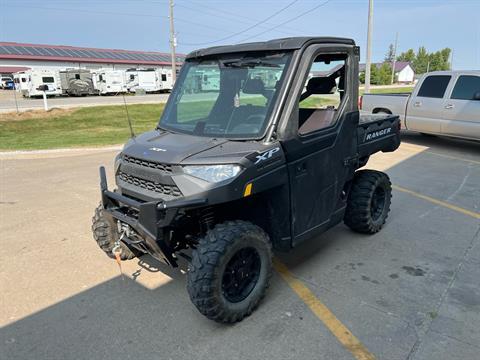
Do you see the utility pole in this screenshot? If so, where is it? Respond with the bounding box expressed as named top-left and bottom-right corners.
top-left (450, 49), bottom-right (454, 70)
top-left (169, 0), bottom-right (177, 83)
top-left (364, 0), bottom-right (374, 93)
top-left (391, 32), bottom-right (398, 85)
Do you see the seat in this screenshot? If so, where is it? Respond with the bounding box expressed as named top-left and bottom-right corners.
top-left (298, 108), bottom-right (336, 135)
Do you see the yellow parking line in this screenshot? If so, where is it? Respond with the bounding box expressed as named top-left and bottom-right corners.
top-left (392, 185), bottom-right (480, 220)
top-left (426, 151), bottom-right (480, 166)
top-left (273, 258), bottom-right (376, 360)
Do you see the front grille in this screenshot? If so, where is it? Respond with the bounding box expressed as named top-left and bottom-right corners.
top-left (118, 171), bottom-right (182, 197)
top-left (123, 154), bottom-right (173, 173)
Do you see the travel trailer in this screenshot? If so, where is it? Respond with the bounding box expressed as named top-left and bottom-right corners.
top-left (92, 70), bottom-right (128, 95)
top-left (13, 69), bottom-right (62, 97)
top-left (199, 68), bottom-right (220, 91)
top-left (13, 73), bottom-right (28, 92)
top-left (158, 68), bottom-right (173, 91)
top-left (125, 69), bottom-right (139, 92)
top-left (59, 69), bottom-right (97, 96)
top-left (126, 68), bottom-right (173, 93)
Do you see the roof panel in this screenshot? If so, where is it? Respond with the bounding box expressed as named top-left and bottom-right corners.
top-left (46, 47), bottom-right (63, 57)
top-left (119, 52), bottom-right (136, 61)
top-left (0, 42), bottom-right (184, 64)
top-left (74, 49), bottom-right (90, 57)
top-left (11, 46), bottom-right (26, 55)
top-left (106, 52), bottom-right (122, 60)
top-left (0, 46), bottom-right (13, 55)
top-left (54, 48), bottom-right (72, 57)
top-left (82, 50), bottom-right (97, 58)
top-left (128, 53), bottom-right (143, 61)
top-left (69, 49), bottom-right (85, 57)
top-left (20, 46), bottom-right (36, 56)
top-left (32, 47), bottom-right (50, 56)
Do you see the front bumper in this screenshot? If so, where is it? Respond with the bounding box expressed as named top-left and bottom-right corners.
top-left (99, 166), bottom-right (206, 267)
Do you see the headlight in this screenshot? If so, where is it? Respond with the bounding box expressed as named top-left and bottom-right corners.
top-left (183, 164), bottom-right (242, 183)
top-left (114, 154), bottom-right (122, 174)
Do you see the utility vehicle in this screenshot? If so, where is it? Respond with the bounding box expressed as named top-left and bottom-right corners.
top-left (92, 37), bottom-right (401, 323)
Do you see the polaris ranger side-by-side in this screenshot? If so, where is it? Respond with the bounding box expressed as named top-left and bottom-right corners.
top-left (92, 37), bottom-right (401, 323)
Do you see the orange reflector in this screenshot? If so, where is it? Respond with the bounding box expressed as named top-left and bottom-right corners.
top-left (244, 183), bottom-right (253, 197)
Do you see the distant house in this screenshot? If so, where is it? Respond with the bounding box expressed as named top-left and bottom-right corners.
top-left (359, 61), bottom-right (415, 84)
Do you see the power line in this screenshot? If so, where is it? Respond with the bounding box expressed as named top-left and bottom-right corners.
top-left (237, 0), bottom-right (332, 43)
top-left (178, 0), bottom-right (300, 46)
top-left (2, 3), bottom-right (229, 33)
top-left (176, 1), bottom-right (302, 35)
top-left (175, 3), bottom-right (292, 36)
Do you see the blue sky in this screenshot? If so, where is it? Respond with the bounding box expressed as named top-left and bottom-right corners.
top-left (0, 0), bottom-right (478, 69)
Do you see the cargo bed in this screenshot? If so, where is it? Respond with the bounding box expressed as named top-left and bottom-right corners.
top-left (357, 114), bottom-right (401, 157)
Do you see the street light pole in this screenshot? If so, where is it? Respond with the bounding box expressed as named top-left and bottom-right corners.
top-left (365, 0), bottom-right (374, 93)
top-left (169, 0), bottom-right (177, 83)
top-left (391, 32), bottom-right (398, 85)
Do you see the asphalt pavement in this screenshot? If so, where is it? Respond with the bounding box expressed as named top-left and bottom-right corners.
top-left (1, 133), bottom-right (479, 360)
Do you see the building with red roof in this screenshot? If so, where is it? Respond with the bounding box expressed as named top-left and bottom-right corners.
top-left (0, 42), bottom-right (184, 75)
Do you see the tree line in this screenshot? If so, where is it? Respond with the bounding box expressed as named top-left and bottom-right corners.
top-left (360, 45), bottom-right (452, 85)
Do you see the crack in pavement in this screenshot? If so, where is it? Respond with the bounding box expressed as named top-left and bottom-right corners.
top-left (429, 329), bottom-right (480, 350)
top-left (407, 225), bottom-right (480, 360)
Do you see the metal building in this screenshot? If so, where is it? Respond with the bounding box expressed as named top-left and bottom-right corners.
top-left (0, 42), bottom-right (184, 76)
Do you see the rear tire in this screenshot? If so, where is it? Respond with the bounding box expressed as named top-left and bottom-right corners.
top-left (187, 220), bottom-right (272, 323)
top-left (91, 204), bottom-right (136, 260)
top-left (344, 170), bottom-right (392, 234)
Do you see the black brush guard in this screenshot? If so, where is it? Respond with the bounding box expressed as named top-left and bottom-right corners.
top-left (99, 166), bottom-right (206, 267)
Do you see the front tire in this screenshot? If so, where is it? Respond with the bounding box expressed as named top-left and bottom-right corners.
top-left (91, 204), bottom-right (136, 260)
top-left (187, 221), bottom-right (272, 323)
top-left (344, 170), bottom-right (392, 234)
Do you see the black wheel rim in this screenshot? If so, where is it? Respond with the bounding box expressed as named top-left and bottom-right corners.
top-left (222, 247), bottom-right (261, 303)
top-left (371, 186), bottom-right (386, 221)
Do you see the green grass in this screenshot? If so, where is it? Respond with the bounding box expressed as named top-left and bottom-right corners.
top-left (361, 86), bottom-right (414, 95)
top-left (0, 104), bottom-right (165, 150)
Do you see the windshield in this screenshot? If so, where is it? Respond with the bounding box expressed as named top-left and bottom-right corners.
top-left (159, 52), bottom-right (292, 139)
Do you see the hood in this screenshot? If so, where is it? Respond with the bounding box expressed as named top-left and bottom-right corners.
top-left (122, 129), bottom-right (229, 164)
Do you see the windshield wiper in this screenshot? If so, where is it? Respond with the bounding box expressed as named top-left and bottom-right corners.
top-left (222, 60), bottom-right (279, 68)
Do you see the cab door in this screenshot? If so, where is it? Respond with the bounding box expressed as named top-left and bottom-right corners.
top-left (280, 46), bottom-right (359, 245)
top-left (442, 74), bottom-right (480, 140)
top-left (406, 74), bottom-right (452, 134)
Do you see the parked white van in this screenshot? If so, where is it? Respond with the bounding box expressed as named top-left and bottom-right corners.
top-left (93, 70), bottom-right (128, 95)
top-left (361, 71), bottom-right (480, 141)
top-left (126, 68), bottom-right (173, 93)
top-left (13, 69), bottom-right (62, 97)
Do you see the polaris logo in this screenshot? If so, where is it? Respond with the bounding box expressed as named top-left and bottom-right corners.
top-left (149, 147), bottom-right (167, 152)
top-left (365, 128), bottom-right (392, 141)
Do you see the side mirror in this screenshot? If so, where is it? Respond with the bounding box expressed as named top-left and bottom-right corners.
top-left (36, 85), bottom-right (49, 91)
top-left (473, 92), bottom-right (480, 100)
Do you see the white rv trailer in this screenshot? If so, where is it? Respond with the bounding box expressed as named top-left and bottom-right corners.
top-left (126, 68), bottom-right (173, 93)
top-left (13, 73), bottom-right (28, 92)
top-left (157, 68), bottom-right (173, 92)
top-left (92, 69), bottom-right (128, 95)
top-left (13, 69), bottom-right (62, 97)
top-left (125, 69), bottom-right (139, 92)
